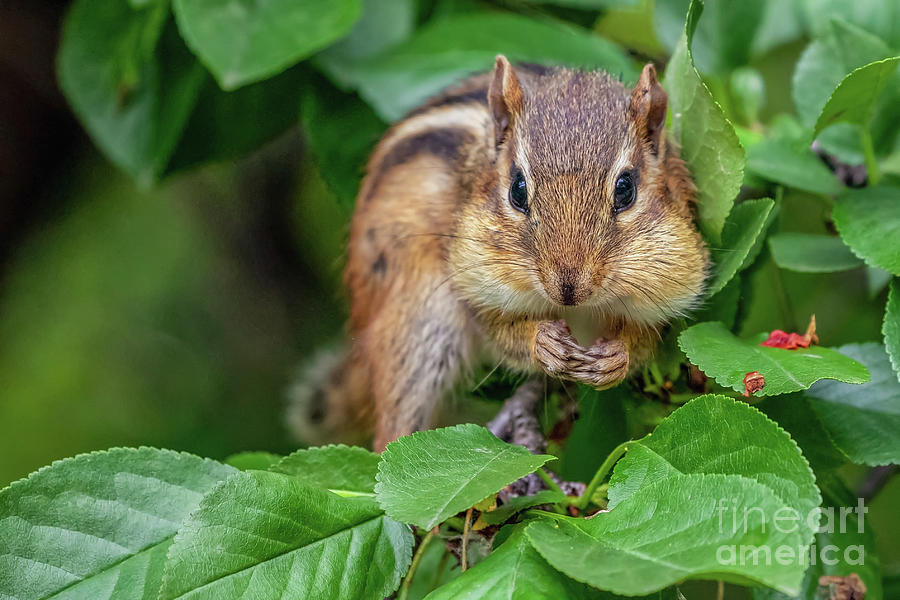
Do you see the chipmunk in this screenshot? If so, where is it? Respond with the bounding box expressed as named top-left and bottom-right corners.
top-left (289, 56), bottom-right (709, 451)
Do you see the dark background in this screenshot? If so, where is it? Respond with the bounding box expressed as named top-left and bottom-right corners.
top-left (1, 0), bottom-right (348, 483)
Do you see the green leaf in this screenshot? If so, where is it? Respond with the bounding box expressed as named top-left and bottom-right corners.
top-left (731, 66), bottom-right (766, 125)
top-left (833, 186), bottom-right (900, 275)
top-left (805, 343), bottom-right (900, 466)
top-left (557, 387), bottom-right (628, 484)
top-left (814, 57), bottom-right (900, 137)
top-left (745, 136), bottom-right (842, 196)
top-left (694, 276), bottom-right (741, 329)
top-left (425, 527), bottom-right (607, 600)
top-left (527, 474), bottom-right (814, 596)
top-left (793, 20), bottom-right (895, 130)
top-left (224, 451), bottom-right (282, 471)
top-left (480, 490), bottom-right (568, 526)
top-left (375, 424), bottom-right (554, 529)
top-left (654, 0), bottom-right (766, 75)
top-left (527, 396), bottom-right (820, 596)
top-left (768, 233), bottom-right (863, 273)
top-left (300, 78), bottom-right (387, 208)
top-left (0, 448), bottom-right (236, 600)
top-left (608, 395), bottom-right (820, 519)
top-left (404, 536), bottom-right (460, 599)
top-left (160, 470), bottom-right (412, 600)
top-left (751, 0), bottom-right (806, 57)
top-left (756, 394), bottom-right (851, 472)
top-left (324, 12), bottom-right (636, 121)
top-left (792, 19), bottom-right (900, 163)
top-left (801, 0), bottom-right (900, 51)
top-left (678, 321), bottom-right (870, 396)
top-left (664, 0), bottom-right (746, 243)
top-left (58, 1), bottom-right (205, 183)
top-left (886, 278), bottom-right (900, 381)
top-left (753, 473), bottom-right (883, 600)
top-left (166, 65), bottom-right (306, 173)
top-left (172, 0), bottom-right (362, 90)
top-left (867, 266), bottom-right (894, 298)
top-left (315, 0), bottom-right (417, 89)
top-left (271, 444), bottom-right (380, 494)
top-left (707, 198), bottom-right (775, 296)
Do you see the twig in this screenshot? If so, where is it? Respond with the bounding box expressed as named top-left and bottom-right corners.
top-left (461, 507), bottom-right (473, 572)
top-left (717, 579), bottom-right (724, 600)
top-left (488, 376), bottom-right (590, 501)
top-left (487, 375), bottom-right (545, 453)
top-left (398, 527), bottom-right (436, 600)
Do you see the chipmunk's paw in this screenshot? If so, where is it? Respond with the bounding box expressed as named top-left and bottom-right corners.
top-left (534, 320), bottom-right (582, 374)
top-left (573, 338), bottom-right (629, 389)
top-left (534, 321), bottom-right (629, 388)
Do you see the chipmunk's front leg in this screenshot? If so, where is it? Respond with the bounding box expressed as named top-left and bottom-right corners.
top-left (481, 311), bottom-right (629, 388)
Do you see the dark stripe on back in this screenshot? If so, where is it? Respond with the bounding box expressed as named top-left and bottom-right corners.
top-left (363, 127), bottom-right (474, 203)
top-left (405, 87), bottom-right (488, 118)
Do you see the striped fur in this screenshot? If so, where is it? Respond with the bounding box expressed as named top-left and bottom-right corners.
top-left (295, 59), bottom-right (709, 450)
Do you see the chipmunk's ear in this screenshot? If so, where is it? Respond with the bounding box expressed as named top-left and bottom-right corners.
top-left (488, 55), bottom-right (523, 147)
top-left (629, 63), bottom-right (667, 155)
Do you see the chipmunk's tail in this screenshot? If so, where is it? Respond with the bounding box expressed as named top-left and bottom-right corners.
top-left (285, 344), bottom-right (373, 447)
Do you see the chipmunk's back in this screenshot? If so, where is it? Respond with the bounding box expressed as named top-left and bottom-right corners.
top-left (346, 74), bottom-right (494, 330)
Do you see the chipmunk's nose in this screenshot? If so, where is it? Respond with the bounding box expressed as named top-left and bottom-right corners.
top-left (548, 265), bottom-right (591, 306)
top-left (560, 281), bottom-right (577, 306)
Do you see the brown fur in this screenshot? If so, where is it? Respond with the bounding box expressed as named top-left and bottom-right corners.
top-left (314, 57), bottom-right (709, 451)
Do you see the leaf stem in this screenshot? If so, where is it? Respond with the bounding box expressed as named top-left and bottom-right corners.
top-left (577, 441), bottom-right (630, 510)
top-left (536, 468), bottom-right (563, 494)
top-left (444, 516), bottom-right (465, 531)
top-left (398, 527), bottom-right (436, 600)
top-left (861, 128), bottom-right (880, 185)
top-left (461, 507), bottom-right (473, 572)
top-left (534, 469), bottom-right (569, 513)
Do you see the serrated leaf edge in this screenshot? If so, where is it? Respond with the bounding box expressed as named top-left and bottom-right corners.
top-left (671, 0), bottom-right (745, 242)
top-left (677, 322), bottom-right (870, 396)
top-left (0, 447), bottom-right (235, 599)
top-left (883, 279), bottom-right (900, 383)
top-left (707, 198), bottom-right (774, 297)
top-left (374, 424), bottom-right (554, 528)
top-left (833, 198), bottom-right (900, 275)
top-left (159, 470), bottom-right (412, 599)
top-left (272, 443), bottom-right (379, 471)
top-left (0, 446), bottom-right (229, 496)
top-left (525, 472), bottom-right (813, 597)
top-left (812, 56), bottom-right (900, 138)
top-left (609, 394), bottom-right (822, 518)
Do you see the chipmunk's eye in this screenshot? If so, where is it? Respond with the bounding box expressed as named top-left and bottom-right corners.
top-left (613, 171), bottom-right (636, 213)
top-left (509, 169), bottom-right (529, 214)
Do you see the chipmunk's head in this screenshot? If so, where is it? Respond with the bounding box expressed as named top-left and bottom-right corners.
top-left (459, 55), bottom-right (708, 324)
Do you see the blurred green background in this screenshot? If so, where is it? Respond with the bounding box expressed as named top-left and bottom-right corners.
top-left (1, 1), bottom-right (353, 482)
